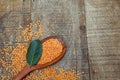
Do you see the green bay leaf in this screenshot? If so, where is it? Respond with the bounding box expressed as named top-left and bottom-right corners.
top-left (26, 40), bottom-right (42, 66)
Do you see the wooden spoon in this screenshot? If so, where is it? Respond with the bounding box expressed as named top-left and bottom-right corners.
top-left (14, 36), bottom-right (66, 80)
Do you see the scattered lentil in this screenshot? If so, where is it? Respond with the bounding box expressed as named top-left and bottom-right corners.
top-left (25, 67), bottom-right (80, 80)
top-left (0, 22), bottom-right (80, 80)
top-left (1, 44), bottom-right (80, 80)
top-left (15, 22), bottom-right (44, 42)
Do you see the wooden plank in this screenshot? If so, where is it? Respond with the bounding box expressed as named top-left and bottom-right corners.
top-left (0, 0), bottom-right (31, 45)
top-left (0, 0), bottom-right (23, 47)
top-left (85, 0), bottom-right (120, 80)
top-left (0, 0), bottom-right (32, 79)
top-left (31, 1), bottom-right (90, 80)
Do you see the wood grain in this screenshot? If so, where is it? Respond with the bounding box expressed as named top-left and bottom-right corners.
top-left (0, 0), bottom-right (120, 80)
top-left (0, 0), bottom-right (87, 80)
top-left (85, 0), bottom-right (120, 80)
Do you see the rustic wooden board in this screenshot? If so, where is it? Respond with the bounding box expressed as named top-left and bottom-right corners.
top-left (0, 0), bottom-right (90, 80)
top-left (0, 0), bottom-right (120, 80)
top-left (85, 0), bottom-right (120, 80)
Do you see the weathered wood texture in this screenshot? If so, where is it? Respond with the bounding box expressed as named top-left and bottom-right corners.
top-left (0, 0), bottom-right (120, 80)
top-left (0, 0), bottom-right (89, 80)
top-left (85, 0), bottom-right (120, 80)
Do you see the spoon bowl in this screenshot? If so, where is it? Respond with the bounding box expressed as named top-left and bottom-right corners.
top-left (14, 36), bottom-right (66, 80)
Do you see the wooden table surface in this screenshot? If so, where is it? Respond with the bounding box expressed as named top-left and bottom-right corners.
top-left (0, 0), bottom-right (120, 80)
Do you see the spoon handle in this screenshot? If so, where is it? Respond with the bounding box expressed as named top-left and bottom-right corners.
top-left (14, 65), bottom-right (33, 80)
